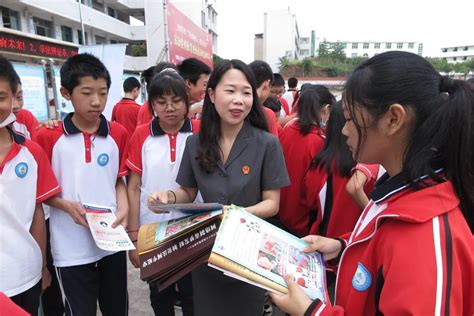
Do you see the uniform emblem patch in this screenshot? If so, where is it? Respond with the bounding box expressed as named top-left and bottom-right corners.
top-left (97, 153), bottom-right (109, 166)
top-left (242, 165), bottom-right (250, 175)
top-left (15, 162), bottom-right (29, 178)
top-left (352, 262), bottom-right (372, 291)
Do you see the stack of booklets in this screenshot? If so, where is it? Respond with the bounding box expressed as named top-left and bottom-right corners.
top-left (208, 205), bottom-right (329, 303)
top-left (137, 207), bottom-right (223, 290)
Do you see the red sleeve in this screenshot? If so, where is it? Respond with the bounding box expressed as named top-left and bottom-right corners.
top-left (137, 101), bottom-right (153, 126)
top-left (0, 292), bottom-right (30, 316)
top-left (24, 140), bottom-right (61, 203)
top-left (352, 163), bottom-right (379, 181)
top-left (291, 97), bottom-right (299, 114)
top-left (109, 122), bottom-right (130, 178)
top-left (279, 97), bottom-right (290, 116)
top-left (35, 123), bottom-right (63, 162)
top-left (24, 109), bottom-right (39, 141)
top-left (191, 118), bottom-right (201, 134)
top-left (125, 124), bottom-right (151, 176)
top-left (263, 106), bottom-right (279, 136)
top-left (111, 104), bottom-right (117, 122)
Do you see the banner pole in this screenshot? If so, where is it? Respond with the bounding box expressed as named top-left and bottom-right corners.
top-left (162, 0), bottom-right (169, 62)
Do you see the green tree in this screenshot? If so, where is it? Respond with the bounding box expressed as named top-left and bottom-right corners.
top-left (277, 56), bottom-right (291, 71)
top-left (302, 58), bottom-right (313, 76)
top-left (213, 54), bottom-right (223, 68)
top-left (329, 42), bottom-right (346, 62)
top-left (453, 62), bottom-right (471, 79)
top-left (318, 40), bottom-right (330, 57)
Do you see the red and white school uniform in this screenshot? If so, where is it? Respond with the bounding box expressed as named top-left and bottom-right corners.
top-left (136, 101), bottom-right (153, 126)
top-left (263, 106), bottom-right (280, 137)
top-left (0, 129), bottom-right (60, 296)
top-left (303, 163), bottom-right (380, 239)
top-left (126, 117), bottom-right (201, 225)
top-left (12, 108), bottom-right (39, 140)
top-left (278, 120), bottom-right (325, 237)
top-left (111, 98), bottom-right (140, 136)
top-left (35, 113), bottom-right (129, 267)
top-left (305, 174), bottom-right (474, 315)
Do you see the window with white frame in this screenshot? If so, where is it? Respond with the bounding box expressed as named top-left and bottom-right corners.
top-left (1, 6), bottom-right (21, 31)
top-left (397, 43), bottom-right (403, 49)
top-left (33, 17), bottom-right (53, 38)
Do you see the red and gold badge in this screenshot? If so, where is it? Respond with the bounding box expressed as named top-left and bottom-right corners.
top-left (242, 165), bottom-right (250, 175)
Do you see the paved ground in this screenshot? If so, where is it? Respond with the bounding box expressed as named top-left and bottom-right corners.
top-left (127, 263), bottom-right (183, 316)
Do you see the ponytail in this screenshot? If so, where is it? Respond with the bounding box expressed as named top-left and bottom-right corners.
top-left (404, 77), bottom-right (474, 232)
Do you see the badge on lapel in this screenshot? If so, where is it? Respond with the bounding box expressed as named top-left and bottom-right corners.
top-left (242, 165), bottom-right (250, 175)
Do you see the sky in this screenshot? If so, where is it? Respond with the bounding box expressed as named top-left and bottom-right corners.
top-left (216, 0), bottom-right (474, 63)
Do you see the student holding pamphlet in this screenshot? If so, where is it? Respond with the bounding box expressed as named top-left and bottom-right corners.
top-left (149, 59), bottom-right (290, 316)
top-left (270, 52), bottom-right (474, 315)
top-left (126, 69), bottom-right (201, 316)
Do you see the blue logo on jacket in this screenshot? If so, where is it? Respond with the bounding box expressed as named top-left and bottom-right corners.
top-left (15, 162), bottom-right (29, 178)
top-left (97, 153), bottom-right (109, 167)
top-left (352, 262), bottom-right (372, 291)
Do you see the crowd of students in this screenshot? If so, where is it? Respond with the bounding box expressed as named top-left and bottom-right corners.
top-left (0, 50), bottom-right (473, 316)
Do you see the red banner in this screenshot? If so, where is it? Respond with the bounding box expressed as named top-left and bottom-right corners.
top-left (0, 31), bottom-right (78, 59)
top-left (167, 2), bottom-right (213, 68)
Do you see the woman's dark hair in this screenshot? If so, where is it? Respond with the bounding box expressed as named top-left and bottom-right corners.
top-left (310, 85), bottom-right (336, 107)
top-left (147, 71), bottom-right (189, 117)
top-left (296, 89), bottom-right (325, 135)
top-left (310, 100), bottom-right (355, 177)
top-left (344, 51), bottom-right (474, 232)
top-left (198, 59), bottom-right (268, 172)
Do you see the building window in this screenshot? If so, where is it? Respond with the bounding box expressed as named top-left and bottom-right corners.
top-left (61, 26), bottom-right (73, 42)
top-left (1, 7), bottom-right (21, 31)
top-left (352, 43), bottom-right (358, 49)
top-left (464, 46), bottom-right (469, 51)
top-left (77, 30), bottom-right (89, 45)
top-left (386, 43), bottom-right (392, 49)
top-left (408, 42), bottom-right (414, 49)
top-left (363, 42), bottom-right (369, 49)
top-left (374, 42), bottom-right (380, 49)
top-left (351, 53), bottom-right (358, 58)
top-left (453, 47), bottom-right (458, 52)
top-left (463, 56), bottom-right (467, 61)
top-left (453, 57), bottom-right (457, 61)
top-left (397, 43), bottom-right (403, 49)
top-left (341, 42), bottom-right (347, 49)
top-left (442, 48), bottom-right (447, 52)
top-left (363, 53), bottom-right (368, 57)
top-left (418, 43), bottom-right (423, 55)
top-left (95, 35), bottom-right (106, 44)
top-left (201, 11), bottom-right (206, 28)
top-left (107, 7), bottom-right (116, 18)
top-left (33, 17), bottom-right (53, 38)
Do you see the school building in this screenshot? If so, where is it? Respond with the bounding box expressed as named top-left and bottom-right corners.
top-left (440, 44), bottom-right (474, 63)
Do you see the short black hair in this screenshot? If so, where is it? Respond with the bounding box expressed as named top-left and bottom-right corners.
top-left (142, 66), bottom-right (156, 88)
top-left (263, 97), bottom-right (282, 112)
top-left (177, 58), bottom-right (211, 85)
top-left (0, 56), bottom-right (20, 93)
top-left (288, 77), bottom-right (298, 89)
top-left (272, 73), bottom-right (285, 87)
top-left (248, 60), bottom-right (273, 88)
top-left (60, 53), bottom-right (111, 93)
top-left (123, 77), bottom-right (141, 93)
top-left (148, 71), bottom-right (189, 117)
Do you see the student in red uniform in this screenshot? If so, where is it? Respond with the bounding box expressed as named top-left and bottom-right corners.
top-left (302, 100), bottom-right (379, 301)
top-left (248, 60), bottom-right (280, 136)
top-left (269, 73), bottom-right (290, 117)
top-left (11, 82), bottom-right (39, 140)
top-left (177, 57), bottom-right (211, 119)
top-left (127, 70), bottom-right (199, 316)
top-left (282, 76), bottom-right (298, 111)
top-left (0, 56), bottom-right (61, 316)
top-left (276, 89), bottom-right (331, 237)
top-left (112, 76), bottom-right (141, 136)
top-left (37, 53), bottom-right (130, 316)
top-left (271, 51), bottom-right (474, 315)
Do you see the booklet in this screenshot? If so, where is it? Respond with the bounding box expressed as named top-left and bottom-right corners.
top-left (83, 203), bottom-right (135, 251)
top-left (137, 210), bottom-right (223, 289)
top-left (147, 202), bottom-right (223, 214)
top-left (208, 205), bottom-right (328, 303)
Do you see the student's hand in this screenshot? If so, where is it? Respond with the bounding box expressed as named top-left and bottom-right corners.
top-left (147, 191), bottom-right (170, 205)
top-left (112, 209), bottom-right (128, 229)
top-left (346, 170), bottom-right (369, 209)
top-left (188, 103), bottom-right (203, 118)
top-left (36, 119), bottom-right (60, 131)
top-left (64, 201), bottom-right (88, 228)
top-left (41, 266), bottom-right (52, 293)
top-left (302, 235), bottom-right (342, 261)
top-left (129, 249), bottom-right (140, 269)
top-left (269, 274), bottom-right (313, 316)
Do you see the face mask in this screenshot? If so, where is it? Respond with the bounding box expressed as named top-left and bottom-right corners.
top-left (0, 112), bottom-right (16, 128)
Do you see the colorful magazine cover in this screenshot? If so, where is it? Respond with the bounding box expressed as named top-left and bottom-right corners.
top-left (83, 203), bottom-right (135, 251)
top-left (210, 205), bottom-right (327, 302)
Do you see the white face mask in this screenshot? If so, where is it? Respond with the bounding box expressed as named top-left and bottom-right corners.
top-left (0, 112), bottom-right (16, 128)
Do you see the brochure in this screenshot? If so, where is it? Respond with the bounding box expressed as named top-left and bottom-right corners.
top-left (83, 203), bottom-right (135, 251)
top-left (148, 202), bottom-right (223, 214)
top-left (208, 205), bottom-right (328, 303)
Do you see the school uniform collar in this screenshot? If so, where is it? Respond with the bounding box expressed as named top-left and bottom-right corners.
top-left (8, 126), bottom-right (26, 144)
top-left (150, 117), bottom-right (192, 136)
top-left (62, 112), bottom-right (110, 136)
top-left (370, 168), bottom-right (445, 204)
